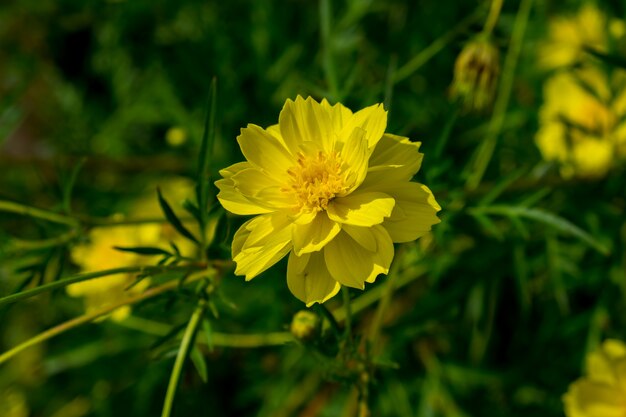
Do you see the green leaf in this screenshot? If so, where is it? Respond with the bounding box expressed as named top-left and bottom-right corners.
top-left (114, 246), bottom-right (172, 256)
top-left (60, 158), bottom-right (86, 214)
top-left (190, 346), bottom-right (208, 383)
top-left (157, 188), bottom-right (199, 245)
top-left (470, 213), bottom-right (504, 240)
top-left (470, 205), bottom-right (610, 255)
top-left (202, 318), bottom-right (214, 353)
top-left (183, 198), bottom-right (202, 224)
top-left (478, 168), bottom-right (526, 206)
top-left (197, 78), bottom-right (218, 232)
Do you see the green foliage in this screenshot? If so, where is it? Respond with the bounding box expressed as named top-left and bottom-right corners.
top-left (1, 0), bottom-right (626, 416)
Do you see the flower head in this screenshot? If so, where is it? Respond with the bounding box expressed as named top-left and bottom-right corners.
top-left (216, 96), bottom-right (441, 305)
top-left (538, 3), bottom-right (624, 70)
top-left (564, 339), bottom-right (626, 417)
top-left (535, 67), bottom-right (626, 178)
top-left (68, 178), bottom-right (196, 320)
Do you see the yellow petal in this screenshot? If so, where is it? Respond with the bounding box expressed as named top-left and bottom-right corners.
top-left (327, 191), bottom-right (395, 227)
top-left (567, 380), bottom-right (625, 417)
top-left (586, 339), bottom-right (626, 385)
top-left (339, 127), bottom-right (369, 193)
top-left (321, 99), bottom-right (353, 134)
top-left (279, 96), bottom-right (335, 153)
top-left (233, 214), bottom-right (293, 280)
top-left (292, 211), bottom-right (341, 256)
top-left (216, 163), bottom-right (273, 215)
top-left (339, 103), bottom-right (387, 149)
top-left (287, 251), bottom-right (341, 306)
top-left (237, 124), bottom-right (295, 180)
top-left (323, 226), bottom-right (393, 288)
top-left (377, 182), bottom-right (441, 243)
top-left (342, 224), bottom-right (377, 252)
top-left (362, 133), bottom-right (424, 187)
top-left (230, 168), bottom-right (291, 210)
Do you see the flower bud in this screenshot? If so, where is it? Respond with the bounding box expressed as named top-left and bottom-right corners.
top-left (289, 310), bottom-right (320, 341)
top-left (166, 127), bottom-right (187, 147)
top-left (450, 38), bottom-right (500, 113)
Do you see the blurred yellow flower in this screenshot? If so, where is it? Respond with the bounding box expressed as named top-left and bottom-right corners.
top-left (165, 126), bottom-right (187, 147)
top-left (535, 67), bottom-right (626, 178)
top-left (68, 178), bottom-right (196, 320)
top-left (0, 388), bottom-right (29, 417)
top-left (538, 3), bottom-right (622, 70)
top-left (563, 339), bottom-right (626, 417)
top-left (216, 96), bottom-right (440, 305)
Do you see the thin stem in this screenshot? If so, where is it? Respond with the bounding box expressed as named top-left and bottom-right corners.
top-left (482, 0), bottom-right (504, 36)
top-left (197, 78), bottom-right (217, 259)
top-left (393, 10), bottom-right (480, 84)
top-left (5, 229), bottom-right (79, 253)
top-left (161, 300), bottom-right (206, 417)
top-left (367, 247), bottom-right (405, 355)
top-left (342, 286), bottom-right (353, 345)
top-left (320, 0), bottom-right (340, 101)
top-left (78, 215), bottom-right (195, 227)
top-left (316, 303), bottom-right (342, 339)
top-left (465, 0), bottom-right (534, 190)
top-left (333, 263), bottom-right (428, 325)
top-left (0, 274), bottom-right (207, 366)
top-left (0, 263), bottom-right (207, 307)
top-left (117, 316), bottom-right (292, 348)
top-left (0, 200), bottom-right (79, 227)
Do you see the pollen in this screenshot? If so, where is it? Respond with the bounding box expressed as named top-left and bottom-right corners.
top-left (285, 151), bottom-right (346, 212)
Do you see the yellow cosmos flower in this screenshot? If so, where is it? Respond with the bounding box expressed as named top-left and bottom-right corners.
top-left (535, 66), bottom-right (626, 178)
top-left (538, 3), bottom-right (624, 70)
top-left (216, 96), bottom-right (441, 305)
top-left (564, 339), bottom-right (626, 417)
top-left (0, 388), bottom-right (28, 417)
top-left (68, 178), bottom-right (196, 320)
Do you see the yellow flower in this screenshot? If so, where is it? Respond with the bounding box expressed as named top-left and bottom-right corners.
top-left (535, 67), bottom-right (626, 178)
top-left (216, 96), bottom-right (441, 305)
top-left (538, 3), bottom-right (614, 70)
top-left (0, 388), bottom-right (28, 417)
top-left (68, 178), bottom-right (196, 320)
top-left (563, 339), bottom-right (626, 417)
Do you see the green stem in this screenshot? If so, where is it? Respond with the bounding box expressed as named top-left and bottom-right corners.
top-left (117, 316), bottom-right (292, 348)
top-left (161, 300), bottom-right (206, 417)
top-left (465, 0), bottom-right (533, 190)
top-left (320, 0), bottom-right (340, 101)
top-left (393, 10), bottom-right (480, 84)
top-left (342, 286), bottom-right (353, 345)
top-left (0, 200), bottom-right (79, 227)
top-left (5, 229), bottom-right (79, 253)
top-left (197, 78), bottom-right (217, 259)
top-left (78, 215), bottom-right (195, 227)
top-left (482, 0), bottom-right (504, 36)
top-left (0, 275), bottom-right (206, 366)
top-left (367, 247), bottom-right (405, 355)
top-left (0, 263), bottom-right (207, 307)
top-left (316, 303), bottom-right (342, 339)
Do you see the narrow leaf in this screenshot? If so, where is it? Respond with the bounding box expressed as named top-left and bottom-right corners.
top-left (190, 346), bottom-right (208, 383)
top-left (114, 246), bottom-right (172, 256)
top-left (157, 188), bottom-right (199, 245)
top-left (197, 78), bottom-right (218, 231)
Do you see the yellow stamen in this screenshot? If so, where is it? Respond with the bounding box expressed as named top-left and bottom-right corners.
top-left (284, 151), bottom-right (346, 212)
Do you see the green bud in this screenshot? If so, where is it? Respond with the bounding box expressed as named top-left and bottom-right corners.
top-left (290, 310), bottom-right (320, 341)
top-left (450, 38), bottom-right (500, 113)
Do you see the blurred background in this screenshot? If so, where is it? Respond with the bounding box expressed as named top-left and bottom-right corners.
top-left (1, 0), bottom-right (626, 416)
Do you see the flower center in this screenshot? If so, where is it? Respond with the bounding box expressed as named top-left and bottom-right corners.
top-left (285, 151), bottom-right (346, 212)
